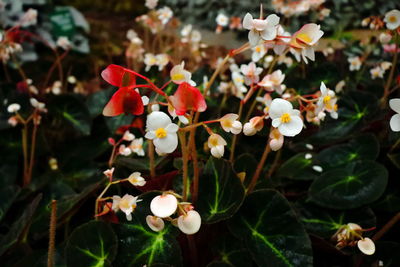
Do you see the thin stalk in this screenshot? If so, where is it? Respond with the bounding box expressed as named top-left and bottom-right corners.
top-left (178, 132), bottom-right (189, 201)
top-left (267, 149), bottom-right (281, 178)
top-left (189, 128), bottom-right (200, 203)
top-left (229, 100), bottom-right (244, 162)
top-left (47, 200), bottom-right (57, 267)
top-left (247, 139), bottom-right (271, 194)
top-left (27, 118), bottom-right (38, 183)
top-left (148, 140), bottom-right (156, 177)
top-left (95, 183), bottom-right (112, 218)
top-left (22, 124), bottom-right (29, 186)
top-left (372, 212), bottom-right (400, 241)
top-left (381, 33), bottom-right (399, 106)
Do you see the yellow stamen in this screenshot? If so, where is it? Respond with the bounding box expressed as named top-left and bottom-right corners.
top-left (389, 16), bottom-right (397, 23)
top-left (172, 73), bottom-right (185, 81)
top-left (297, 33), bottom-right (312, 44)
top-left (280, 113), bottom-right (291, 123)
top-left (255, 46), bottom-right (261, 53)
top-left (323, 95), bottom-right (331, 104)
top-left (221, 119), bottom-right (232, 128)
top-left (155, 128), bottom-right (167, 138)
top-left (209, 136), bottom-right (219, 147)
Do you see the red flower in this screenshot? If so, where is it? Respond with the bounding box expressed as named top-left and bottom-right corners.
top-left (103, 86), bottom-right (144, 116)
top-left (101, 64), bottom-right (146, 116)
top-left (170, 82), bottom-right (207, 115)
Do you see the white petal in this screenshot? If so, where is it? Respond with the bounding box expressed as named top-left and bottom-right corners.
top-left (357, 238), bottom-right (375, 255)
top-left (389, 98), bottom-right (400, 114)
top-left (146, 111), bottom-right (171, 131)
top-left (260, 28), bottom-right (277, 41)
top-left (269, 98), bottom-right (293, 119)
top-left (390, 113), bottom-right (400, 132)
top-left (266, 14), bottom-right (280, 26)
top-left (145, 131), bottom-right (156, 140)
top-left (165, 123), bottom-right (179, 133)
top-left (177, 210), bottom-right (201, 235)
top-left (153, 133), bottom-right (178, 153)
top-left (272, 118), bottom-right (281, 128)
top-left (242, 13), bottom-right (253, 30)
top-left (146, 215), bottom-right (165, 232)
top-left (150, 194), bottom-right (178, 218)
top-left (141, 96), bottom-right (149, 106)
top-left (248, 30), bottom-right (260, 47)
top-left (278, 116), bottom-right (303, 137)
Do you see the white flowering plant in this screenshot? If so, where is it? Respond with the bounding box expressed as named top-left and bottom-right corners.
top-left (1, 1), bottom-right (400, 267)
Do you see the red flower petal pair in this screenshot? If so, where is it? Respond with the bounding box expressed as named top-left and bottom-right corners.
top-left (101, 64), bottom-right (144, 117)
top-left (170, 82), bottom-right (207, 115)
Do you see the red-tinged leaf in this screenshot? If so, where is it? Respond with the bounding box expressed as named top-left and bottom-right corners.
top-left (170, 82), bottom-right (207, 115)
top-left (138, 170), bottom-right (179, 192)
top-left (103, 87), bottom-right (144, 116)
top-left (115, 117), bottom-right (145, 135)
top-left (101, 64), bottom-right (137, 87)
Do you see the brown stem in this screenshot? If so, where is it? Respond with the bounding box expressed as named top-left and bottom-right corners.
top-left (22, 124), bottom-right (29, 186)
top-left (247, 139), bottom-right (271, 194)
top-left (229, 100), bottom-right (244, 162)
top-left (27, 117), bottom-right (38, 183)
top-left (189, 128), bottom-right (200, 203)
top-left (47, 200), bottom-right (57, 267)
top-left (179, 132), bottom-right (189, 201)
top-left (95, 183), bottom-right (112, 218)
top-left (187, 235), bottom-right (198, 267)
top-left (148, 140), bottom-right (156, 177)
top-left (372, 212), bottom-right (400, 241)
top-left (267, 149), bottom-right (281, 178)
top-left (381, 33), bottom-right (399, 106)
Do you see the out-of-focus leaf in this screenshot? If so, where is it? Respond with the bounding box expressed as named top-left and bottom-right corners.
top-left (276, 152), bottom-right (319, 181)
top-left (309, 160), bottom-right (388, 209)
top-left (233, 153), bottom-right (258, 186)
top-left (229, 190), bottom-right (313, 267)
top-left (0, 185), bottom-right (20, 221)
top-left (65, 221), bottom-right (118, 267)
top-left (197, 157), bottom-right (245, 224)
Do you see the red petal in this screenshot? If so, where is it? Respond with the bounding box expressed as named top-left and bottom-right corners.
top-left (101, 64), bottom-right (137, 87)
top-left (103, 87), bottom-right (144, 116)
top-left (170, 82), bottom-right (207, 115)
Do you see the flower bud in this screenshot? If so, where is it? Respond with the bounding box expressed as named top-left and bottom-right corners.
top-left (146, 215), bottom-right (165, 232)
top-left (150, 194), bottom-right (178, 218)
top-left (177, 210), bottom-right (201, 235)
top-left (357, 237), bottom-right (375, 255)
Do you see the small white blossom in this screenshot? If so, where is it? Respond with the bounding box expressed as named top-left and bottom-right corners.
top-left (269, 98), bottom-right (303, 137)
top-left (242, 12), bottom-right (280, 46)
top-left (348, 56), bottom-right (362, 71)
top-left (146, 215), bottom-right (165, 232)
top-left (129, 138), bottom-right (145, 156)
top-left (150, 194), bottom-right (178, 218)
top-left (157, 6), bottom-right (173, 25)
top-left (177, 210), bottom-right (201, 235)
top-left (127, 172), bottom-right (146, 186)
top-left (208, 134), bottom-right (227, 158)
top-left (220, 113), bottom-right (242, 134)
top-left (7, 103), bottom-right (20, 113)
top-left (384, 9), bottom-right (400, 30)
top-left (112, 194), bottom-right (140, 221)
top-left (389, 98), bottom-right (400, 132)
top-left (145, 111), bottom-right (179, 154)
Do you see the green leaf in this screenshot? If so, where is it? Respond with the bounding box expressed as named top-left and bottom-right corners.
top-left (104, 114), bottom-right (135, 134)
top-left (296, 201), bottom-right (376, 238)
top-left (309, 160), bottom-right (388, 209)
top-left (197, 157), bottom-right (245, 224)
top-left (0, 194), bottom-right (41, 256)
top-left (0, 185), bottom-right (20, 221)
top-left (229, 190), bottom-right (313, 267)
top-left (65, 221), bottom-right (118, 267)
top-left (276, 152), bottom-right (318, 181)
top-left (86, 88), bottom-right (114, 118)
top-left (49, 95), bottom-right (91, 135)
top-left (317, 134), bottom-right (379, 170)
top-left (114, 191), bottom-right (182, 267)
top-left (207, 235), bottom-right (253, 267)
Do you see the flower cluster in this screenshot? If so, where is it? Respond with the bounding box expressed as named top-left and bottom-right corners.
top-left (332, 223), bottom-right (376, 255)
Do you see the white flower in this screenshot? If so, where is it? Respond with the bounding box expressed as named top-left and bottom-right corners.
top-left (127, 172), bottom-right (146, 186)
top-left (220, 113), bottom-right (242, 134)
top-left (389, 98), bottom-right (400, 132)
top-left (119, 144), bottom-right (132, 156)
top-left (208, 134), bottom-right (227, 158)
top-left (190, 30), bottom-right (202, 43)
top-left (30, 98), bottom-right (47, 112)
top-left (8, 116), bottom-right (18, 127)
top-left (306, 143), bottom-right (314, 150)
top-left (316, 82), bottom-right (337, 116)
top-left (67, 76), bottom-right (77, 84)
top-left (145, 0), bottom-right (158, 9)
top-left (145, 111), bottom-right (179, 154)
top-left (157, 6), bottom-right (173, 25)
top-left (380, 61), bottom-right (392, 71)
top-left (240, 62), bottom-right (263, 85)
top-left (7, 103), bottom-right (20, 113)
top-left (312, 165), bottom-right (323, 172)
top-left (103, 167), bottom-right (114, 179)
top-left (357, 238), bottom-right (375, 255)
top-left (379, 32), bottom-right (392, 44)
top-left (258, 70), bottom-right (285, 94)
top-left (269, 98), bottom-right (303, 137)
top-left (150, 194), bottom-right (178, 218)
top-left (370, 66), bottom-right (384, 79)
top-left (243, 116), bottom-right (264, 136)
top-left (231, 71), bottom-right (247, 94)
top-left (156, 54), bottom-right (169, 71)
top-left (348, 56), bottom-right (362, 71)
top-left (216, 13), bottom-right (229, 27)
top-left (269, 128), bottom-right (284, 151)
top-left (21, 8), bottom-right (37, 27)
top-left (181, 24), bottom-right (192, 37)
top-left (242, 13), bottom-right (280, 46)
top-left (384, 9), bottom-right (400, 30)
top-left (129, 138), bottom-right (145, 156)
top-left (170, 62), bottom-right (194, 85)
top-left (177, 210), bottom-right (201, 235)
top-left (112, 194), bottom-right (140, 221)
top-left (146, 215), bottom-right (165, 232)
top-left (251, 44), bottom-right (267, 62)
top-left (122, 130), bottom-right (135, 141)
top-left (335, 80), bottom-right (345, 93)
top-left (56, 37), bottom-right (71, 50)
top-left (144, 53), bottom-right (157, 72)
top-left (305, 153), bottom-right (312, 159)
top-left (290, 24), bottom-right (324, 63)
